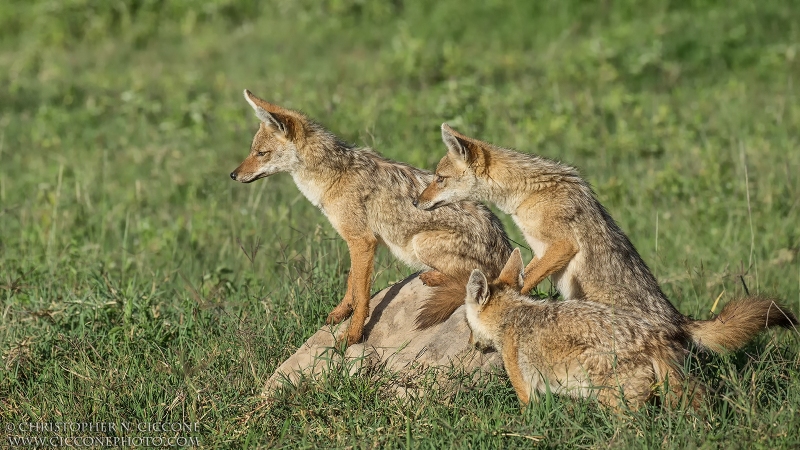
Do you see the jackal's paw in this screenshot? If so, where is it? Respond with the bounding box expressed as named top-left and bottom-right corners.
top-left (326, 304), bottom-right (353, 325)
top-left (419, 270), bottom-right (446, 287)
top-left (332, 328), bottom-right (363, 349)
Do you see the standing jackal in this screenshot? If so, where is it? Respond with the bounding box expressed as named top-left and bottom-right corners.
top-left (230, 90), bottom-right (511, 346)
top-left (415, 124), bottom-right (687, 333)
top-left (465, 249), bottom-right (798, 410)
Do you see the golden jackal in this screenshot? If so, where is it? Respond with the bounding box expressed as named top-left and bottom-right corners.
top-left (230, 91), bottom-right (512, 345)
top-left (416, 124), bottom-right (689, 333)
top-left (466, 249), bottom-right (798, 410)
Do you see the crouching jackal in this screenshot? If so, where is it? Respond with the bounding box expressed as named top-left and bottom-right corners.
top-left (465, 249), bottom-right (798, 410)
top-left (230, 90), bottom-right (512, 346)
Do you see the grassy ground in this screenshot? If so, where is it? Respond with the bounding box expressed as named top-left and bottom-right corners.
top-left (1, 0), bottom-right (799, 447)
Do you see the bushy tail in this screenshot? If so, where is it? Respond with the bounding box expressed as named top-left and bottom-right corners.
top-left (686, 296), bottom-right (798, 352)
top-left (414, 272), bottom-right (470, 330)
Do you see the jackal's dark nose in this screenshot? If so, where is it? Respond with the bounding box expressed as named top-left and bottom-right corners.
top-left (412, 198), bottom-right (418, 207)
top-left (230, 172), bottom-right (237, 180)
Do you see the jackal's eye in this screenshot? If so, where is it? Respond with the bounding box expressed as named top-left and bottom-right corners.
top-left (256, 151), bottom-right (267, 157)
top-left (435, 175), bottom-right (445, 184)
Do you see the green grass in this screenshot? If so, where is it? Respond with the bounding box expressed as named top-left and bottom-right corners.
top-left (1, 0), bottom-right (799, 447)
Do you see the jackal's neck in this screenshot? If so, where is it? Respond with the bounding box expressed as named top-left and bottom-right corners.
top-left (289, 170), bottom-right (330, 208)
top-left (288, 133), bottom-right (352, 207)
top-left (481, 149), bottom-right (582, 214)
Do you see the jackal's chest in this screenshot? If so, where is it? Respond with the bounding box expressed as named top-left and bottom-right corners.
top-left (292, 174), bottom-right (327, 212)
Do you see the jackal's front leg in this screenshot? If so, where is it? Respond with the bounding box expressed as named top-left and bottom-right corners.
top-left (332, 235), bottom-right (377, 347)
top-left (326, 280), bottom-right (355, 325)
top-left (521, 239), bottom-right (577, 295)
top-left (501, 335), bottom-right (531, 406)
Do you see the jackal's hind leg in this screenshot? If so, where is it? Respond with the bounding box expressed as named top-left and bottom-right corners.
top-left (661, 374), bottom-right (705, 412)
top-left (595, 383), bottom-right (649, 413)
top-left (411, 231), bottom-right (479, 279)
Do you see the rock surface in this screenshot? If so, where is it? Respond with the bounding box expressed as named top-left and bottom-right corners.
top-left (263, 274), bottom-right (502, 397)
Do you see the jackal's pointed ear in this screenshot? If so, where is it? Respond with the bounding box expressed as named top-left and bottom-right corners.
top-left (466, 269), bottom-right (490, 306)
top-left (497, 248), bottom-right (524, 289)
top-left (243, 89), bottom-right (298, 139)
top-left (441, 123), bottom-right (481, 167)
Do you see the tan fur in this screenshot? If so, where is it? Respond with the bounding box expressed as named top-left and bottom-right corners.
top-left (413, 272), bottom-right (475, 329)
top-left (522, 238), bottom-right (577, 294)
top-left (500, 335), bottom-right (530, 405)
top-left (417, 124), bottom-right (688, 334)
top-left (687, 296), bottom-right (798, 352)
top-left (231, 91), bottom-right (512, 346)
top-left (465, 250), bottom-right (797, 411)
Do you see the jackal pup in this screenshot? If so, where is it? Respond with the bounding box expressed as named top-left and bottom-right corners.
top-left (230, 91), bottom-right (512, 346)
top-left (416, 124), bottom-right (691, 335)
top-left (465, 249), bottom-right (798, 410)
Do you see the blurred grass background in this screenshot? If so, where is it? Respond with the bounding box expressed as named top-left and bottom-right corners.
top-left (1, 0), bottom-right (799, 447)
